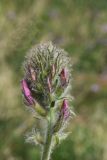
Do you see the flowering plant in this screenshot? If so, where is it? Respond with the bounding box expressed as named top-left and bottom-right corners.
top-left (21, 42), bottom-right (74, 160)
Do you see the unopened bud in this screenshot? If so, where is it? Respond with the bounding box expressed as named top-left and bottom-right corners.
top-left (47, 77), bottom-right (52, 93)
top-left (53, 99), bottom-right (70, 133)
top-left (51, 64), bottom-right (56, 78)
top-left (61, 99), bottom-right (70, 120)
top-left (60, 68), bottom-right (69, 87)
top-left (29, 66), bottom-right (36, 81)
top-left (21, 79), bottom-right (35, 106)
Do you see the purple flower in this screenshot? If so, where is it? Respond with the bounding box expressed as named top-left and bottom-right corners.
top-left (61, 99), bottom-right (70, 120)
top-left (60, 68), bottom-right (69, 87)
top-left (21, 79), bottom-right (35, 106)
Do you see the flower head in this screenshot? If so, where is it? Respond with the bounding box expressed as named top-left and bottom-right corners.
top-left (22, 42), bottom-right (71, 109)
top-left (21, 42), bottom-right (74, 159)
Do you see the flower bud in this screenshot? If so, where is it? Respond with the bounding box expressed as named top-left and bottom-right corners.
top-left (60, 68), bottom-right (69, 87)
top-left (21, 79), bottom-right (35, 106)
top-left (47, 77), bottom-right (52, 93)
top-left (29, 67), bottom-right (36, 81)
top-left (51, 64), bottom-right (56, 78)
top-left (53, 99), bottom-right (70, 133)
top-left (61, 99), bottom-right (70, 120)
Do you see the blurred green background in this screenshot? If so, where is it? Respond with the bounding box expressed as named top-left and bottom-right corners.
top-left (0, 0), bottom-right (107, 160)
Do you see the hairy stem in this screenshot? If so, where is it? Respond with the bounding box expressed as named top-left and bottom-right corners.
top-left (41, 110), bottom-right (53, 160)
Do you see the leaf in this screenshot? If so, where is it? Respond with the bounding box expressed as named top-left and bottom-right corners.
top-left (25, 128), bottom-right (44, 146)
top-left (53, 134), bottom-right (60, 147)
top-left (58, 132), bottom-right (71, 141)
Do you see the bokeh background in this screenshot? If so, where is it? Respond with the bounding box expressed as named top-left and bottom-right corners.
top-left (0, 0), bottom-right (107, 160)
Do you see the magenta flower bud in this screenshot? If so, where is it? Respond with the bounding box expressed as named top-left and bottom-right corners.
top-left (21, 79), bottom-right (35, 106)
top-left (61, 99), bottom-right (70, 120)
top-left (47, 77), bottom-right (52, 93)
top-left (60, 68), bottom-right (69, 87)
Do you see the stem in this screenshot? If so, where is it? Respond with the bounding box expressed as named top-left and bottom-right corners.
top-left (41, 109), bottom-right (53, 160)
